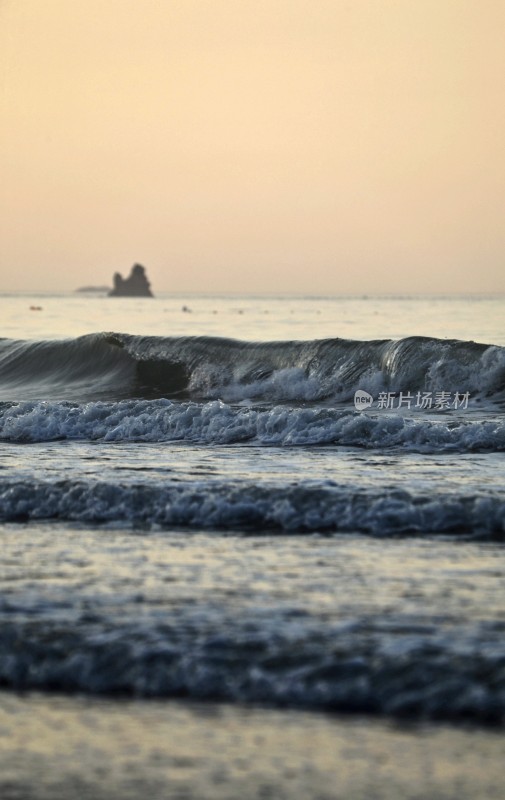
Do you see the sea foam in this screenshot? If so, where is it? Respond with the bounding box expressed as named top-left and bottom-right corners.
top-left (1, 399), bottom-right (503, 452)
top-left (0, 477), bottom-right (503, 537)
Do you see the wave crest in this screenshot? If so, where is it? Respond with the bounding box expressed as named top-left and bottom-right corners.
top-left (0, 332), bottom-right (503, 403)
top-left (0, 478), bottom-right (503, 538)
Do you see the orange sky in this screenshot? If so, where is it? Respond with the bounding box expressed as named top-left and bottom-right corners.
top-left (1, 0), bottom-right (504, 293)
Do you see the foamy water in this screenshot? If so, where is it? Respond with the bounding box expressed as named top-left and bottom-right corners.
top-left (0, 292), bottom-right (504, 724)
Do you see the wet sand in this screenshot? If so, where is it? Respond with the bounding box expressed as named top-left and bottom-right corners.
top-left (0, 693), bottom-right (503, 800)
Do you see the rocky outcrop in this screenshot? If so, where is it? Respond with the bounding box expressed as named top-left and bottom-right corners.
top-left (108, 264), bottom-right (153, 297)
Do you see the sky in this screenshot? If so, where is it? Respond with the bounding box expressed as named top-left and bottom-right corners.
top-left (1, 0), bottom-right (505, 294)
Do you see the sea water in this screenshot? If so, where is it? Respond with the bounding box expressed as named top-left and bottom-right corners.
top-left (0, 292), bottom-right (504, 795)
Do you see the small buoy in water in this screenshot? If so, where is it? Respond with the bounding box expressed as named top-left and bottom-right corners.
top-left (181, 305), bottom-right (192, 313)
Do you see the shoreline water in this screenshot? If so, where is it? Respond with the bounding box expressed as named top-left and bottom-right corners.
top-left (1, 692), bottom-right (504, 800)
top-left (0, 293), bottom-right (503, 797)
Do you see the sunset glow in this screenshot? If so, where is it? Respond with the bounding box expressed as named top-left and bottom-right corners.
top-left (2, 0), bottom-right (504, 293)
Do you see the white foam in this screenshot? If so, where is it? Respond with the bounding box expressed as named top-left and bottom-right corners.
top-left (0, 478), bottom-right (503, 536)
top-left (0, 399), bottom-right (503, 452)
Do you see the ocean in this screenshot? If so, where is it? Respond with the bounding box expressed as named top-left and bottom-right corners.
top-left (0, 292), bottom-right (504, 799)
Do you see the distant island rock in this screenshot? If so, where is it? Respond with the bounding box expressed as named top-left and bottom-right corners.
top-left (75, 285), bottom-right (111, 293)
top-left (108, 264), bottom-right (153, 297)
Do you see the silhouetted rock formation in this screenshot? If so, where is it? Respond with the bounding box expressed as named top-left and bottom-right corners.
top-left (108, 264), bottom-right (153, 297)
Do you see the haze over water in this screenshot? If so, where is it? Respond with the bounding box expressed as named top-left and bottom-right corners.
top-left (2, 0), bottom-right (505, 295)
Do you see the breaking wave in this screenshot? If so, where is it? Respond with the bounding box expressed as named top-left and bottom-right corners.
top-left (0, 478), bottom-right (503, 538)
top-left (1, 398), bottom-right (503, 452)
top-left (0, 332), bottom-right (504, 403)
